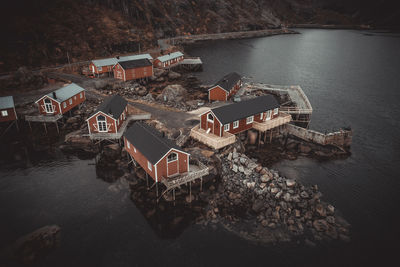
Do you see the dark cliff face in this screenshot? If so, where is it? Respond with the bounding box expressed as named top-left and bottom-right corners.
top-left (0, 0), bottom-right (398, 72)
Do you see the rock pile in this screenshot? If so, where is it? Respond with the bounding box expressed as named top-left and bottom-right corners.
top-left (205, 148), bottom-right (351, 243)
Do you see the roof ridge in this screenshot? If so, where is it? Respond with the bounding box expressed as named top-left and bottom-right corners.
top-left (138, 123), bottom-right (172, 151)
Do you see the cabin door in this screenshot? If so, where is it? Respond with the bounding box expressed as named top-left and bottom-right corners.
top-left (167, 152), bottom-right (179, 177)
top-left (44, 99), bottom-right (54, 113)
top-left (206, 113), bottom-right (214, 134)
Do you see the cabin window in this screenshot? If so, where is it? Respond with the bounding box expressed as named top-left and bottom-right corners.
top-left (266, 110), bottom-right (271, 120)
top-left (233, 120), bottom-right (239, 129)
top-left (80, 93), bottom-right (83, 98)
top-left (44, 98), bottom-right (54, 113)
top-left (167, 152), bottom-right (178, 163)
top-left (224, 124), bottom-right (230, 131)
top-left (1, 110), bottom-right (8, 117)
top-left (63, 102), bottom-right (67, 108)
top-left (74, 96), bottom-right (76, 100)
top-left (134, 147), bottom-right (136, 153)
top-left (69, 99), bottom-right (72, 105)
top-left (126, 141), bottom-right (130, 148)
top-left (147, 161), bottom-right (152, 171)
top-left (97, 115), bottom-right (107, 132)
top-left (246, 116), bottom-right (254, 124)
top-left (98, 66), bottom-right (102, 71)
top-left (207, 113), bottom-right (214, 123)
top-left (274, 108), bottom-right (279, 115)
top-left (260, 113), bottom-right (263, 120)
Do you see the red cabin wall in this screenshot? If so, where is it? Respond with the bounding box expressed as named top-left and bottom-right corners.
top-left (209, 86), bottom-right (227, 102)
top-left (200, 111), bottom-right (222, 136)
top-left (37, 97), bottom-right (61, 115)
top-left (156, 149), bottom-right (189, 181)
top-left (154, 56), bottom-right (183, 68)
top-left (87, 112), bottom-right (117, 134)
top-left (90, 62), bottom-right (113, 74)
top-left (124, 138), bottom-right (157, 180)
top-left (113, 64), bottom-right (153, 81)
top-left (0, 108), bottom-right (17, 122)
top-left (60, 91), bottom-right (86, 114)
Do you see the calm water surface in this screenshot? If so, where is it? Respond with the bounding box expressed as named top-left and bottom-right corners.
top-left (1, 29), bottom-right (400, 266)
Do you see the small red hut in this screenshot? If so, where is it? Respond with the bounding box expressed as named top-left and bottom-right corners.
top-left (89, 54), bottom-right (153, 76)
top-left (0, 96), bottom-right (17, 122)
top-left (86, 95), bottom-right (128, 134)
top-left (124, 122), bottom-right (190, 182)
top-left (208, 72), bottom-right (242, 102)
top-left (200, 95), bottom-right (280, 137)
top-left (113, 59), bottom-right (153, 82)
top-left (154, 52), bottom-right (184, 68)
top-left (35, 83), bottom-right (85, 115)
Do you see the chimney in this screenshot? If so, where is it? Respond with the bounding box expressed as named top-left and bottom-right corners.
top-left (52, 92), bottom-right (57, 99)
top-left (116, 55), bottom-right (120, 60)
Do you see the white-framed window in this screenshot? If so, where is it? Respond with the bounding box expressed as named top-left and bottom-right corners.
top-left (246, 116), bottom-right (254, 124)
top-left (44, 98), bottom-right (54, 113)
top-left (98, 66), bottom-right (102, 71)
top-left (1, 110), bottom-right (8, 116)
top-left (274, 108), bottom-right (279, 115)
top-left (80, 92), bottom-right (83, 98)
top-left (74, 96), bottom-right (76, 100)
top-left (97, 115), bottom-right (107, 132)
top-left (116, 120), bottom-right (119, 127)
top-left (233, 120), bottom-right (239, 129)
top-left (260, 112), bottom-right (263, 120)
top-left (224, 124), bottom-right (230, 131)
top-left (167, 152), bottom-right (178, 163)
top-left (134, 147), bottom-right (136, 153)
top-left (207, 113), bottom-right (214, 123)
top-left (147, 161), bottom-right (152, 171)
top-left (127, 140), bottom-right (130, 148)
top-left (63, 102), bottom-right (67, 108)
top-left (266, 110), bottom-right (271, 120)
top-left (69, 99), bottom-right (72, 105)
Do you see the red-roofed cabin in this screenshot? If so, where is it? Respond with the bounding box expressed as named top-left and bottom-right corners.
top-left (124, 122), bottom-right (190, 182)
top-left (86, 95), bottom-right (128, 134)
top-left (208, 72), bottom-right (242, 102)
top-left (0, 96), bottom-right (17, 122)
top-left (35, 83), bottom-right (85, 115)
top-left (113, 59), bottom-right (153, 82)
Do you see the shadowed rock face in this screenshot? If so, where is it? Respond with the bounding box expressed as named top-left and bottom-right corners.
top-left (2, 0), bottom-right (396, 71)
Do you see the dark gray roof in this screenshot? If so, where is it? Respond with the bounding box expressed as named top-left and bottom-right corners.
top-left (118, 58), bottom-right (152, 69)
top-left (211, 95), bottom-right (279, 124)
top-left (213, 72), bottom-right (241, 92)
top-left (95, 95), bottom-right (127, 119)
top-left (124, 122), bottom-right (184, 165)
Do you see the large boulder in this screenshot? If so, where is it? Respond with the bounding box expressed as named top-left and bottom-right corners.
top-left (153, 68), bottom-right (167, 78)
top-left (157, 84), bottom-right (187, 102)
top-left (168, 71), bottom-right (181, 80)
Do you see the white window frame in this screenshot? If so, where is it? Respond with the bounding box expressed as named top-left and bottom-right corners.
top-left (147, 161), bottom-right (152, 171)
top-left (266, 110), bottom-right (272, 121)
top-left (134, 147), bottom-right (136, 153)
top-left (69, 98), bottom-right (72, 105)
top-left (127, 141), bottom-right (130, 149)
top-left (224, 124), bottom-right (230, 131)
top-left (274, 108), bottom-right (279, 115)
top-left (63, 102), bottom-right (67, 108)
top-left (74, 96), bottom-right (76, 100)
top-left (1, 110), bottom-right (8, 117)
top-left (233, 120), bottom-right (239, 129)
top-left (167, 152), bottom-right (178, 163)
top-left (98, 66), bottom-right (102, 71)
top-left (207, 113), bottom-right (214, 123)
top-left (80, 93), bottom-right (83, 98)
top-left (260, 112), bottom-right (263, 120)
top-left (44, 99), bottom-right (54, 113)
top-left (246, 116), bottom-right (254, 124)
top-left (97, 115), bottom-right (108, 132)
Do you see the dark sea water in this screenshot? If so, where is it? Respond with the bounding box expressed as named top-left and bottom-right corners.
top-left (1, 29), bottom-right (400, 266)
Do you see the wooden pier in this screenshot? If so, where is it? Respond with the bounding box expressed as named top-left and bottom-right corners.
top-left (25, 114), bottom-right (63, 133)
top-left (158, 160), bottom-right (209, 203)
top-left (245, 83), bottom-right (313, 127)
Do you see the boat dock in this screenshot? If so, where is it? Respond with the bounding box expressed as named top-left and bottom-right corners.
top-left (245, 83), bottom-right (313, 127)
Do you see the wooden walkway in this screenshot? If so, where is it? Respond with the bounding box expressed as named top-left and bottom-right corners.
top-left (25, 114), bottom-right (63, 122)
top-left (86, 113), bottom-right (151, 140)
top-left (190, 124), bottom-right (236, 149)
top-left (159, 161), bottom-right (209, 202)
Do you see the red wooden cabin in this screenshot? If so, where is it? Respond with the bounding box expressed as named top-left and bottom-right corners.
top-left (89, 54), bottom-right (153, 76)
top-left (35, 83), bottom-right (85, 115)
top-left (124, 122), bottom-right (190, 182)
top-left (154, 52), bottom-right (184, 68)
top-left (86, 95), bottom-right (128, 134)
top-left (208, 72), bottom-right (242, 102)
top-left (0, 96), bottom-right (17, 122)
top-left (200, 95), bottom-right (280, 137)
top-left (113, 59), bottom-right (153, 82)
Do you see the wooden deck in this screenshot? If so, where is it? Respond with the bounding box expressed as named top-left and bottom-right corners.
top-left (25, 114), bottom-right (63, 122)
top-left (86, 113), bottom-right (151, 140)
top-left (190, 124), bottom-right (236, 149)
top-left (252, 112), bottom-right (292, 132)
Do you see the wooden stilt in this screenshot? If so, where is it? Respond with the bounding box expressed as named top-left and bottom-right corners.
top-left (269, 130), bottom-right (273, 143)
top-left (200, 178), bottom-right (203, 192)
top-left (189, 181), bottom-right (192, 202)
top-left (264, 131), bottom-right (267, 143)
top-left (15, 120), bottom-right (19, 132)
top-left (156, 182), bottom-right (159, 198)
top-left (55, 122), bottom-right (59, 134)
top-left (28, 121), bottom-right (32, 132)
top-left (43, 123), bottom-right (47, 134)
top-left (258, 131), bottom-right (261, 147)
top-left (146, 173), bottom-right (149, 189)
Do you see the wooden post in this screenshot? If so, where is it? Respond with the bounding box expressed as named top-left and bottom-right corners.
top-left (189, 181), bottom-right (192, 203)
top-left (15, 120), bottom-right (19, 132)
top-left (156, 182), bottom-right (159, 198)
top-left (28, 121), bottom-right (32, 132)
top-left (200, 178), bottom-right (203, 192)
top-left (258, 131), bottom-right (261, 147)
top-left (264, 131), bottom-right (267, 143)
top-left (269, 129), bottom-right (273, 143)
top-left (55, 122), bottom-right (59, 134)
top-left (43, 123), bottom-right (47, 134)
top-left (146, 173), bottom-right (149, 189)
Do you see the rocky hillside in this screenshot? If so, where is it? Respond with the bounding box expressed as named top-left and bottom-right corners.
top-left (0, 0), bottom-right (398, 72)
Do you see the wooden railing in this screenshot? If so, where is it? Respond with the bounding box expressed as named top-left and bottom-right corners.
top-left (190, 124), bottom-right (236, 149)
top-left (252, 112), bottom-right (292, 132)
